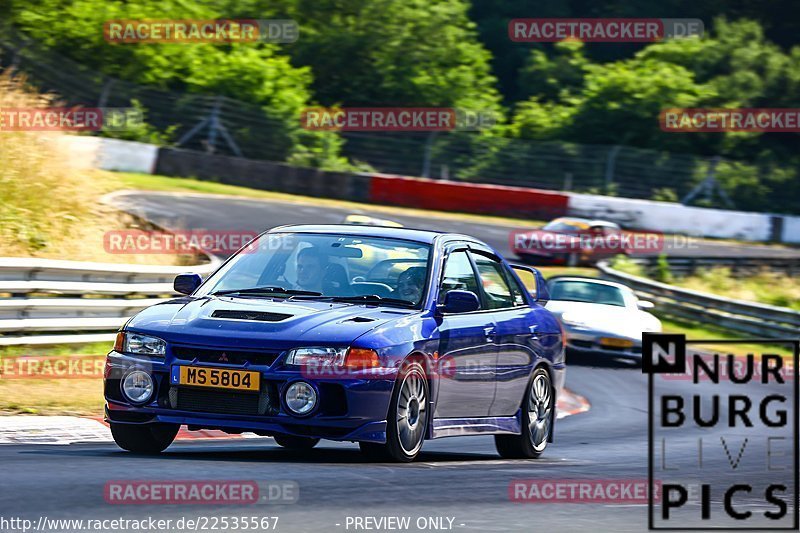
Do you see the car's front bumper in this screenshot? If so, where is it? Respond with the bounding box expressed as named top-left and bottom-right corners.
top-left (104, 351), bottom-right (396, 443)
top-left (562, 327), bottom-right (642, 360)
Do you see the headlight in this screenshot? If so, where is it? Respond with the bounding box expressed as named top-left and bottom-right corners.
top-left (285, 347), bottom-right (380, 368)
top-left (560, 312), bottom-right (587, 327)
top-left (285, 347), bottom-right (347, 366)
top-left (115, 331), bottom-right (166, 356)
top-left (284, 381), bottom-right (318, 415)
top-left (121, 370), bottom-right (154, 404)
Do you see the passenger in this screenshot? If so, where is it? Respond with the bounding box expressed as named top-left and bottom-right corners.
top-left (396, 267), bottom-right (426, 303)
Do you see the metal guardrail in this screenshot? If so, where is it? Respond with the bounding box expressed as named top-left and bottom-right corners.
top-left (0, 258), bottom-right (219, 345)
top-left (0, 258), bottom-right (215, 283)
top-left (630, 255), bottom-right (799, 276)
top-left (598, 262), bottom-right (800, 338)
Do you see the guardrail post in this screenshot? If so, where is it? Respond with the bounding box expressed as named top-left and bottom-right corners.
top-left (603, 146), bottom-right (621, 195)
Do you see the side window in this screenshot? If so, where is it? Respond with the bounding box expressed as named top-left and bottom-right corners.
top-left (438, 250), bottom-right (480, 305)
top-left (472, 254), bottom-right (516, 309)
top-left (504, 266), bottom-right (527, 306)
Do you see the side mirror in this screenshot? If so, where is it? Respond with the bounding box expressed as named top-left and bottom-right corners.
top-left (510, 264), bottom-right (550, 304)
top-left (174, 273), bottom-right (203, 295)
top-left (439, 290), bottom-right (480, 314)
top-left (637, 300), bottom-right (655, 310)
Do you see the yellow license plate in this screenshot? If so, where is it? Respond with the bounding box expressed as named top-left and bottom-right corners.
top-left (179, 366), bottom-right (260, 392)
top-left (599, 337), bottom-right (634, 348)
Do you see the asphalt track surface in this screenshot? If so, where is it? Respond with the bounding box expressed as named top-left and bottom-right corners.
top-left (107, 191), bottom-right (800, 260)
top-left (0, 191), bottom-right (796, 533)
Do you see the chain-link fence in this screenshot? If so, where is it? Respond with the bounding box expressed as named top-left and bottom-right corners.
top-left (1, 27), bottom-right (722, 203)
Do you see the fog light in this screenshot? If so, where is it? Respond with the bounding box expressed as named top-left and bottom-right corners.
top-left (285, 381), bottom-right (317, 416)
top-left (121, 370), bottom-right (154, 404)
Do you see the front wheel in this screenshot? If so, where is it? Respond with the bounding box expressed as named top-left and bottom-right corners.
top-left (273, 434), bottom-right (320, 450)
top-left (110, 422), bottom-right (179, 454)
top-left (359, 361), bottom-right (428, 462)
top-left (495, 367), bottom-right (554, 459)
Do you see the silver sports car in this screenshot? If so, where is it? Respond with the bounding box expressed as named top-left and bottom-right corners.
top-left (545, 276), bottom-right (662, 361)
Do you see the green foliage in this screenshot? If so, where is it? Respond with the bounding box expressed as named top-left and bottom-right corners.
top-left (9, 0), bottom-right (330, 162)
top-left (517, 41), bottom-right (589, 103)
top-left (651, 188), bottom-right (679, 202)
top-left (280, 0), bottom-right (503, 114)
top-left (506, 18), bottom-right (800, 214)
top-left (655, 254), bottom-right (674, 284)
top-left (609, 255), bottom-right (646, 277)
top-left (678, 267), bottom-right (800, 311)
top-left (100, 99), bottom-right (177, 145)
top-left (5, 2), bottom-right (800, 213)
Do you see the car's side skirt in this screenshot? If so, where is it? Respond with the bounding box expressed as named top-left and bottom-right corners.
top-left (430, 415), bottom-right (520, 439)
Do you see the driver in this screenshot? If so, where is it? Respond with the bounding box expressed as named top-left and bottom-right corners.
top-left (396, 267), bottom-right (425, 303)
top-left (296, 246), bottom-right (327, 293)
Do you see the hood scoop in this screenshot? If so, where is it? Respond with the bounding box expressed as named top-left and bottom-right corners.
top-left (211, 310), bottom-right (292, 322)
top-left (343, 316), bottom-right (375, 323)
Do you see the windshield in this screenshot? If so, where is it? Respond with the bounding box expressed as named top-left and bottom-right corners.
top-left (197, 233), bottom-right (431, 307)
top-left (542, 218), bottom-right (590, 233)
top-left (549, 280), bottom-right (627, 307)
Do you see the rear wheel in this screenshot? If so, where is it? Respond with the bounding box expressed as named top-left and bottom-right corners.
top-left (273, 434), bottom-right (320, 450)
top-left (359, 361), bottom-right (428, 462)
top-left (110, 422), bottom-right (179, 454)
top-left (495, 367), bottom-right (554, 459)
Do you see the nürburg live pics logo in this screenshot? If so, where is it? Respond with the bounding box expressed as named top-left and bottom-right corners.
top-left (643, 333), bottom-right (798, 530)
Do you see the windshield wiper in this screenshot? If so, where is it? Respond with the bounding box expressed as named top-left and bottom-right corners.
top-left (211, 286), bottom-right (323, 297)
top-left (327, 294), bottom-right (417, 308)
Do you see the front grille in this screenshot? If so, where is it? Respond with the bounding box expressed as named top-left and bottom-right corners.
top-left (211, 310), bottom-right (292, 322)
top-left (171, 387), bottom-right (269, 416)
top-left (571, 340), bottom-right (593, 348)
top-left (172, 347), bottom-right (280, 367)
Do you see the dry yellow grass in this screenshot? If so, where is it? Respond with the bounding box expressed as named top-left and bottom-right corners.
top-left (0, 73), bottom-right (192, 265)
top-left (0, 72), bottom-right (96, 255)
top-left (0, 379), bottom-right (104, 415)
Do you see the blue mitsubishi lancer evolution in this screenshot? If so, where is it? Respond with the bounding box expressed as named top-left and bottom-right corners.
top-left (105, 225), bottom-right (565, 462)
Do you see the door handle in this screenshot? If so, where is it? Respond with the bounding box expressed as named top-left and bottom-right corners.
top-left (484, 326), bottom-right (497, 343)
top-left (529, 324), bottom-right (540, 341)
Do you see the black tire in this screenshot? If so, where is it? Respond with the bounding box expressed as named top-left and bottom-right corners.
top-left (273, 434), bottom-right (320, 450)
top-left (495, 367), bottom-right (554, 459)
top-left (359, 361), bottom-right (428, 462)
top-left (110, 422), bottom-right (179, 454)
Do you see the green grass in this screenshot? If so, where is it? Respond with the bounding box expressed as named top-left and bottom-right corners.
top-left (538, 266), bottom-right (598, 279)
top-left (0, 341), bottom-right (112, 358)
top-left (611, 256), bottom-right (800, 311)
top-left (659, 317), bottom-right (794, 359)
top-left (675, 267), bottom-right (800, 311)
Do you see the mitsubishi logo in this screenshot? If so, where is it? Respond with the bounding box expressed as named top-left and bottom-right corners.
top-left (219, 352), bottom-right (229, 362)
